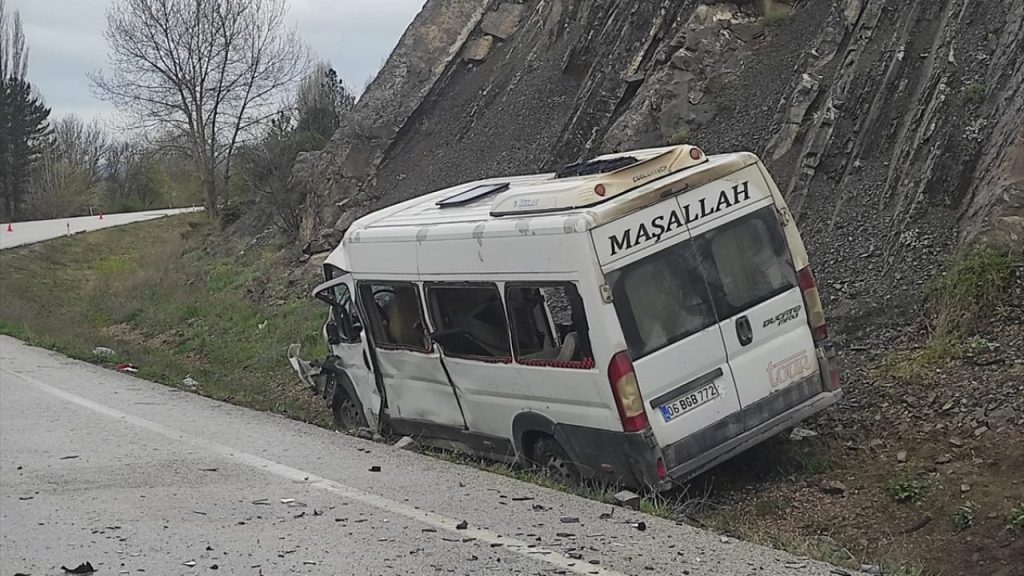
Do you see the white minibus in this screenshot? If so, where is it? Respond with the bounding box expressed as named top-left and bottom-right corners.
top-left (291, 145), bottom-right (841, 490)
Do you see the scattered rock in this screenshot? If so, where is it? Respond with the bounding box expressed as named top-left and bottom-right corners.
top-left (960, 483), bottom-right (971, 493)
top-left (858, 564), bottom-right (882, 575)
top-left (784, 562), bottom-right (807, 569)
top-left (61, 562), bottom-right (96, 574)
top-left (463, 35), bottom-right (494, 62)
top-left (479, 3), bottom-right (524, 40)
top-left (182, 375), bottom-right (199, 389)
top-left (896, 450), bottom-right (908, 463)
top-left (789, 427), bottom-right (819, 441)
top-left (455, 520), bottom-right (468, 530)
top-left (935, 453), bottom-right (953, 464)
top-left (614, 490), bottom-right (641, 510)
top-left (820, 480), bottom-right (849, 495)
top-left (949, 437), bottom-right (965, 447)
top-left (560, 516), bottom-right (580, 524)
top-left (92, 346), bottom-right (115, 358)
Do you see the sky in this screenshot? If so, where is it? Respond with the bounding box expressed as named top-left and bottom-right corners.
top-left (8, 0), bottom-right (426, 126)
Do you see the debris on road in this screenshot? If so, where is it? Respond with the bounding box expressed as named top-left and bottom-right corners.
top-left (455, 520), bottom-right (468, 530)
top-left (251, 498), bottom-right (270, 505)
top-left (368, 465), bottom-right (381, 472)
top-left (92, 347), bottom-right (115, 358)
top-left (559, 516), bottom-right (580, 524)
top-left (632, 521), bottom-right (647, 531)
top-left (182, 560), bottom-right (196, 567)
top-left (61, 562), bottom-right (96, 574)
top-left (510, 496), bottom-right (534, 501)
top-left (613, 490), bottom-right (640, 510)
top-left (60, 455), bottom-right (80, 460)
top-left (182, 375), bottom-right (199, 389)
top-left (115, 363), bottom-right (139, 373)
top-left (394, 436), bottom-right (418, 451)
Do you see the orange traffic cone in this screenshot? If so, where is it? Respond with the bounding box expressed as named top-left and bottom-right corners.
top-left (6, 222), bottom-right (12, 232)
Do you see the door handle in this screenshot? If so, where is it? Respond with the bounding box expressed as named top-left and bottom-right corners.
top-left (736, 316), bottom-right (753, 346)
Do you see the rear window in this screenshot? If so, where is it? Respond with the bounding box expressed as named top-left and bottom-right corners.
top-left (607, 241), bottom-right (718, 359)
top-left (694, 206), bottom-right (796, 319)
top-left (606, 205), bottom-right (795, 359)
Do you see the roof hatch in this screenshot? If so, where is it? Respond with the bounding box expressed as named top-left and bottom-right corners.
top-left (489, 145), bottom-right (707, 217)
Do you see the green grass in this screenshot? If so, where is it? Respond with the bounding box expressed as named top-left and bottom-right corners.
top-left (926, 248), bottom-right (1016, 338)
top-left (878, 248), bottom-right (1018, 383)
top-left (1007, 502), bottom-right (1024, 530)
top-left (0, 214), bottom-right (331, 427)
top-left (953, 500), bottom-right (977, 533)
top-left (885, 467), bottom-right (934, 504)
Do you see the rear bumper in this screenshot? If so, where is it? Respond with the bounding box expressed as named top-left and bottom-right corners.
top-left (664, 387), bottom-right (842, 483)
top-left (554, 423), bottom-right (667, 490)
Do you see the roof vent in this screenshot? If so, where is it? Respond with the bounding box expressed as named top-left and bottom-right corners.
top-left (556, 156), bottom-right (638, 179)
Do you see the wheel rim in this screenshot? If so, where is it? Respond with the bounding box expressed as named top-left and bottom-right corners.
top-left (541, 449), bottom-right (576, 483)
top-left (335, 397), bottom-right (362, 430)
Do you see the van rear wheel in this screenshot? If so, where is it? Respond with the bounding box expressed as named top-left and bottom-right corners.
top-left (529, 437), bottom-right (580, 484)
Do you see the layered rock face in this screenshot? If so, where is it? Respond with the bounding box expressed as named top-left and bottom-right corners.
top-left (296, 0), bottom-right (1022, 330)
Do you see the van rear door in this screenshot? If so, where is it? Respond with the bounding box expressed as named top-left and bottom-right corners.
top-left (682, 169), bottom-right (821, 431)
top-left (598, 201), bottom-right (743, 464)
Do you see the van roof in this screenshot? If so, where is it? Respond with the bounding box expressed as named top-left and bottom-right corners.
top-left (345, 148), bottom-right (758, 241)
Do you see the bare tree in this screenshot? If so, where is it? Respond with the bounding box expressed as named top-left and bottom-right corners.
top-left (91, 0), bottom-right (309, 218)
top-left (0, 0), bottom-right (28, 81)
top-left (29, 115), bottom-right (109, 218)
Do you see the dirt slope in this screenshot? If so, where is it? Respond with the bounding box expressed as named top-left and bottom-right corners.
top-left (285, 0), bottom-right (1024, 572)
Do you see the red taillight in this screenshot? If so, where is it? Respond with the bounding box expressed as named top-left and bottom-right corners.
top-left (656, 457), bottom-right (667, 480)
top-left (608, 351), bottom-right (649, 432)
top-left (797, 266), bottom-right (828, 342)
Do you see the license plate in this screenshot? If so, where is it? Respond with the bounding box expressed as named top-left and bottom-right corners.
top-left (659, 382), bottom-right (721, 422)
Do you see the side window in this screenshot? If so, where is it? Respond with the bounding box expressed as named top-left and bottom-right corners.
top-left (506, 284), bottom-right (594, 368)
top-left (426, 284), bottom-right (511, 361)
top-left (358, 282), bottom-right (429, 351)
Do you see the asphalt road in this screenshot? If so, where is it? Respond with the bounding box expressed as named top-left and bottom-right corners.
top-left (0, 336), bottom-right (839, 576)
top-left (0, 207), bottom-right (204, 250)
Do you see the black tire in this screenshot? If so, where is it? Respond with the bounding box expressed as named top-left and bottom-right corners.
top-left (330, 374), bottom-right (368, 432)
top-left (529, 436), bottom-right (580, 484)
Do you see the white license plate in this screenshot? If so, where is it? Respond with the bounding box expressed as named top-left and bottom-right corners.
top-left (659, 382), bottom-right (721, 422)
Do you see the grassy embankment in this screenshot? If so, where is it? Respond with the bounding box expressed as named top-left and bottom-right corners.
top-left (0, 214), bottom-right (331, 426)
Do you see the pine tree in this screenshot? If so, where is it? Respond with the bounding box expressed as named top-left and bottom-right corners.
top-left (0, 1), bottom-right (50, 220)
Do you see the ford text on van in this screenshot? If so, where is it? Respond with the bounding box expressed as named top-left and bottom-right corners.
top-left (290, 145), bottom-right (841, 490)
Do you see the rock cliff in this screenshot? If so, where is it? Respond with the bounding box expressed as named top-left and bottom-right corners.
top-left (296, 0), bottom-right (1023, 332)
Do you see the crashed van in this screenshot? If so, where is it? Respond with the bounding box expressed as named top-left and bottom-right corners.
top-left (290, 145), bottom-right (841, 490)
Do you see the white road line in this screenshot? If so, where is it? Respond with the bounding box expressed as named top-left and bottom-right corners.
top-left (1, 366), bottom-right (627, 576)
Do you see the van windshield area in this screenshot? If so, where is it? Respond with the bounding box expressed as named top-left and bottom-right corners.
top-left (607, 205), bottom-right (796, 359)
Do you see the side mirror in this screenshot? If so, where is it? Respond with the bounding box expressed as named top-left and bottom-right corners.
top-left (325, 321), bottom-right (342, 345)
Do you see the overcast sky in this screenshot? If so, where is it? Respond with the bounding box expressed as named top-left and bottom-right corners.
top-left (8, 0), bottom-right (425, 126)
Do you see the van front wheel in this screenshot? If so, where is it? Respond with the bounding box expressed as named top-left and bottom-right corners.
top-left (529, 437), bottom-right (580, 484)
top-left (331, 375), bottom-right (367, 432)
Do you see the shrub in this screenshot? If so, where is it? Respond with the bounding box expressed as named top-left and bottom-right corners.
top-left (886, 468), bottom-right (933, 503)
